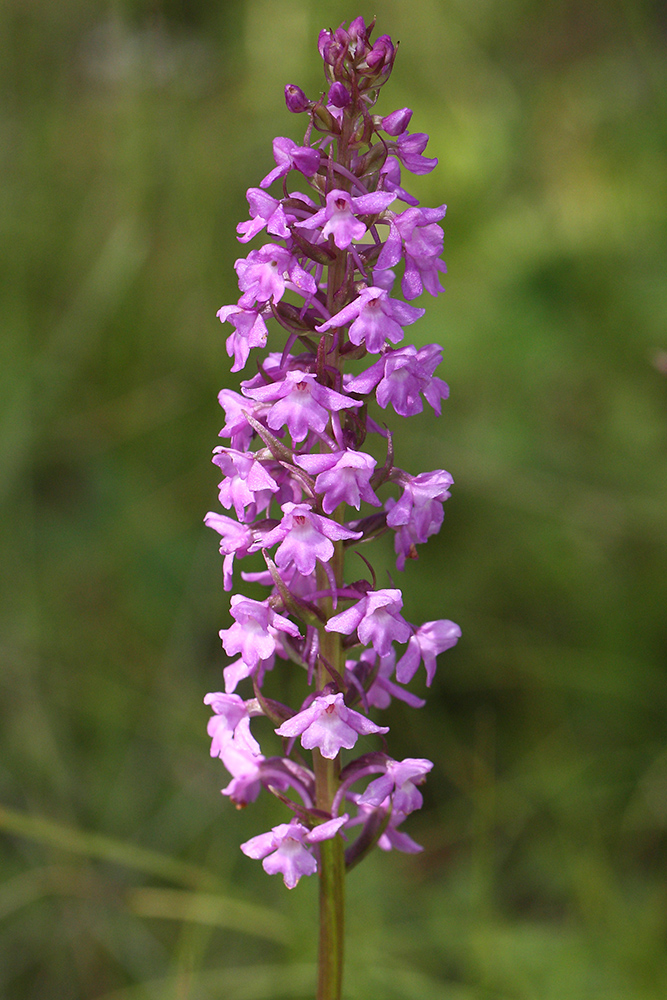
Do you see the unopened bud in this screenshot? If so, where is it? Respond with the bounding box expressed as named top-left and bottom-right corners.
top-left (366, 35), bottom-right (396, 72)
top-left (328, 82), bottom-right (352, 109)
top-left (284, 84), bottom-right (311, 113)
top-left (381, 107), bottom-right (413, 136)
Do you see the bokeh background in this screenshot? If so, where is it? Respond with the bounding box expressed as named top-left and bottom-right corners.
top-left (2, 0), bottom-right (667, 997)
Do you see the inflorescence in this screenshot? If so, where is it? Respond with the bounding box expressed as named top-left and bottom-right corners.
top-left (205, 15), bottom-right (460, 890)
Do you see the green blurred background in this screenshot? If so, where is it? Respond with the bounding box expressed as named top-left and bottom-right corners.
top-left (2, 0), bottom-right (667, 996)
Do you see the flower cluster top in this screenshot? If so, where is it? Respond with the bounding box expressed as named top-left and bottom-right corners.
top-left (205, 16), bottom-right (460, 890)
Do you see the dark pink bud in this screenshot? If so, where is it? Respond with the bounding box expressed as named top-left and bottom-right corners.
top-left (348, 16), bottom-right (370, 42)
top-left (318, 27), bottom-right (333, 60)
top-left (284, 84), bottom-right (311, 113)
top-left (381, 107), bottom-right (413, 136)
top-left (364, 34), bottom-right (396, 78)
top-left (333, 25), bottom-right (350, 48)
top-left (328, 82), bottom-right (352, 108)
top-left (318, 27), bottom-right (344, 67)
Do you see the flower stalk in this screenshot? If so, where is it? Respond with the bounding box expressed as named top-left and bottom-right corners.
top-left (315, 554), bottom-right (345, 1000)
top-left (317, 809), bottom-right (345, 1000)
top-left (204, 16), bottom-right (461, 1000)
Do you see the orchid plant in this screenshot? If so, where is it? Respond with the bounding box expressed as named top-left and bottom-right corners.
top-left (204, 16), bottom-right (460, 999)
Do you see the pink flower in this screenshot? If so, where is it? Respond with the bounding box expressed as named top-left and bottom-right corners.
top-left (385, 469), bottom-right (454, 570)
top-left (345, 344), bottom-right (450, 417)
top-left (393, 131), bottom-right (438, 175)
top-left (241, 815), bottom-right (348, 888)
top-left (359, 757), bottom-right (433, 814)
top-left (317, 286), bottom-right (424, 354)
top-left (219, 595), bottom-right (300, 668)
top-left (235, 244), bottom-right (316, 308)
top-left (204, 692), bottom-right (250, 756)
top-left (296, 189), bottom-right (396, 250)
top-left (295, 450), bottom-right (381, 514)
top-left (236, 188), bottom-right (293, 243)
top-left (262, 502), bottom-right (362, 576)
top-left (242, 368), bottom-right (361, 443)
top-left (259, 137), bottom-right (321, 189)
top-left (396, 619), bottom-right (461, 685)
top-left (378, 205), bottom-right (448, 299)
top-left (212, 447), bottom-right (279, 521)
top-left (325, 589), bottom-right (411, 656)
top-left (216, 305), bottom-right (269, 372)
top-left (276, 692), bottom-right (388, 759)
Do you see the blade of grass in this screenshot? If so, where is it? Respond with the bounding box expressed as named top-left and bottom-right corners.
top-left (92, 961), bottom-right (476, 1000)
top-left (126, 887), bottom-right (290, 944)
top-left (0, 804), bottom-right (217, 890)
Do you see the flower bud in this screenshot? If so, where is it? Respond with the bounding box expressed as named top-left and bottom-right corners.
top-left (348, 16), bottom-right (371, 45)
top-left (360, 34), bottom-right (397, 86)
top-left (328, 82), bottom-right (352, 109)
top-left (366, 35), bottom-right (395, 71)
top-left (318, 27), bottom-right (334, 62)
top-left (284, 84), bottom-right (311, 113)
top-left (318, 27), bottom-right (346, 70)
top-left (381, 107), bottom-right (413, 136)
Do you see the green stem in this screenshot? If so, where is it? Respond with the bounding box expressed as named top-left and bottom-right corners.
top-left (316, 797), bottom-right (345, 1000)
top-left (315, 550), bottom-right (345, 1000)
top-left (314, 103), bottom-right (353, 999)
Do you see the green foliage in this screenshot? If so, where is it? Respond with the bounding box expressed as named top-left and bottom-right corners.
top-left (1, 0), bottom-right (666, 996)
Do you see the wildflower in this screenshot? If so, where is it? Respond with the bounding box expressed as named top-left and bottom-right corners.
top-left (325, 589), bottom-right (412, 657)
top-left (259, 137), bottom-right (321, 189)
top-left (276, 692), bottom-right (389, 759)
top-left (204, 692), bottom-right (250, 756)
top-left (241, 815), bottom-right (348, 888)
top-left (205, 17), bottom-right (461, 995)
top-left (359, 757), bottom-right (433, 814)
top-left (396, 619), bottom-right (463, 685)
top-left (294, 450), bottom-right (381, 514)
top-left (296, 189), bottom-right (396, 250)
top-left (219, 595), bottom-right (300, 668)
top-left (242, 368), bottom-right (361, 443)
top-left (262, 502), bottom-right (362, 576)
top-left (316, 286), bottom-right (424, 354)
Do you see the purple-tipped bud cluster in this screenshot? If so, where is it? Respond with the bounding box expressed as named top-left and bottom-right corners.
top-left (318, 16), bottom-right (396, 90)
top-left (205, 16), bottom-right (460, 889)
